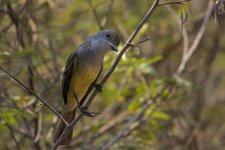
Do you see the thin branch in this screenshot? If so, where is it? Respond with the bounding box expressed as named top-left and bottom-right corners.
top-left (0, 66), bottom-right (68, 126)
top-left (87, 0), bottom-right (103, 30)
top-left (100, 101), bottom-right (153, 150)
top-left (101, 0), bottom-right (115, 28)
top-left (165, 5), bottom-right (189, 69)
top-left (52, 0), bottom-right (160, 149)
top-left (129, 38), bottom-right (152, 49)
top-left (48, 37), bottom-right (60, 79)
top-left (34, 111), bottom-right (42, 143)
top-left (99, 84), bottom-right (169, 150)
top-left (6, 124), bottom-right (21, 150)
top-left (174, 0), bottom-right (214, 77)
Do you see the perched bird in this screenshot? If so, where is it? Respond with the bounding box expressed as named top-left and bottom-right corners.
top-left (54, 30), bottom-right (120, 145)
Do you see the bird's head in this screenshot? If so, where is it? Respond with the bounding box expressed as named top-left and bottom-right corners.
top-left (90, 29), bottom-right (120, 53)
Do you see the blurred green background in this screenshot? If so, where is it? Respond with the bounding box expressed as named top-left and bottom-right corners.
top-left (0, 0), bottom-right (225, 149)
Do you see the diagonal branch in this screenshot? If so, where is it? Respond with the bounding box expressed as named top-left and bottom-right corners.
top-left (99, 84), bottom-right (170, 150)
top-left (0, 66), bottom-right (68, 126)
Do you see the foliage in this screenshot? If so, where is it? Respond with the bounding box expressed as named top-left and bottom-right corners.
top-left (0, 0), bottom-right (225, 149)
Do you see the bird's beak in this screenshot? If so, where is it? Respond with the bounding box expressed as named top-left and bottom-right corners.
top-left (109, 42), bottom-right (118, 52)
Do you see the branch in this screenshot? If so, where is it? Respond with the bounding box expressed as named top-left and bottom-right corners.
top-left (0, 66), bottom-right (68, 126)
top-left (174, 0), bottom-right (214, 77)
top-left (99, 84), bottom-right (170, 150)
top-left (87, 0), bottom-right (103, 30)
top-left (52, 0), bottom-right (160, 149)
top-left (6, 124), bottom-right (21, 150)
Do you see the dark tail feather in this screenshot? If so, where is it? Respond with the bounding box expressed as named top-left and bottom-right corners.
top-left (54, 109), bottom-right (76, 145)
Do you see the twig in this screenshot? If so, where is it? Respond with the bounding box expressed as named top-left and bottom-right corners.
top-left (136, 38), bottom-right (152, 45)
top-left (128, 38), bottom-right (152, 49)
top-left (6, 124), bottom-right (21, 150)
top-left (101, 0), bottom-right (115, 28)
top-left (99, 103), bottom-right (151, 150)
top-left (87, 0), bottom-right (103, 30)
top-left (52, 0), bottom-right (160, 149)
top-left (0, 66), bottom-right (68, 126)
top-left (99, 84), bottom-right (169, 150)
top-left (165, 5), bottom-right (189, 67)
top-left (48, 37), bottom-right (60, 79)
top-left (174, 0), bottom-right (214, 77)
top-left (34, 111), bottom-right (42, 143)
top-left (97, 79), bottom-right (175, 149)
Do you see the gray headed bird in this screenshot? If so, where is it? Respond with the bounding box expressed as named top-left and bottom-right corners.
top-left (54, 30), bottom-right (120, 145)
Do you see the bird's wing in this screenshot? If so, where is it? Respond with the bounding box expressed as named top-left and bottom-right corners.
top-left (62, 52), bottom-right (77, 105)
top-left (79, 65), bottom-right (103, 106)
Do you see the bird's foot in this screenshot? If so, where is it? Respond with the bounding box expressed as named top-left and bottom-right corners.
top-left (93, 84), bottom-right (103, 92)
top-left (78, 106), bottom-right (100, 117)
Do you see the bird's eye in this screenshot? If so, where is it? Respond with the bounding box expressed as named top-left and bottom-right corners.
top-left (105, 33), bottom-right (110, 38)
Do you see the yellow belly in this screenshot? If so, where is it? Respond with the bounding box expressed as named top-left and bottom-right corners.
top-left (65, 65), bottom-right (101, 111)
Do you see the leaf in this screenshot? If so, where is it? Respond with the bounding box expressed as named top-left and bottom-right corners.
top-left (0, 123), bottom-right (7, 130)
top-left (152, 111), bottom-right (170, 120)
top-left (128, 100), bottom-right (142, 113)
top-left (1, 112), bottom-right (16, 126)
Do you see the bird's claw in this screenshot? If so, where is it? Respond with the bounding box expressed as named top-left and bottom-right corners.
top-left (78, 106), bottom-right (100, 117)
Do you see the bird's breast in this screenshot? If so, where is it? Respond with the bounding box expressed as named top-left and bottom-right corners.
top-left (71, 61), bottom-right (102, 100)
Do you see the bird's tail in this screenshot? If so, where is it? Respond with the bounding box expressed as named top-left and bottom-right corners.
top-left (54, 108), bottom-right (76, 145)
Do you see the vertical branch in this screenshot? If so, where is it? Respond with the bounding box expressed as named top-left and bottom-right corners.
top-left (101, 0), bottom-right (115, 28)
top-left (0, 67), bottom-right (68, 125)
top-left (6, 124), bottom-right (21, 150)
top-left (87, 0), bottom-right (103, 30)
top-left (174, 0), bottom-right (214, 77)
top-left (48, 37), bottom-right (60, 79)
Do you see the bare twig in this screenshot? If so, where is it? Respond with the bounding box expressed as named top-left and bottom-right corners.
top-left (52, 0), bottom-right (160, 149)
top-left (34, 111), bottom-right (42, 143)
top-left (99, 101), bottom-right (153, 150)
top-left (48, 37), bottom-right (60, 79)
top-left (87, 0), bottom-right (103, 30)
top-left (101, 0), bottom-right (115, 28)
top-left (6, 124), bottom-right (21, 150)
top-left (165, 5), bottom-right (189, 65)
top-left (174, 0), bottom-right (214, 77)
top-left (99, 84), bottom-right (169, 150)
top-left (0, 66), bottom-right (68, 126)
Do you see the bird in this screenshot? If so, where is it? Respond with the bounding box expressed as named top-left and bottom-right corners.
top-left (54, 29), bottom-right (120, 145)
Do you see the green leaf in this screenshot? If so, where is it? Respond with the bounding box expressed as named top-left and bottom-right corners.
top-left (1, 112), bottom-right (16, 126)
top-left (152, 111), bottom-right (170, 120)
top-left (0, 123), bottom-right (7, 130)
top-left (128, 100), bottom-right (141, 113)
